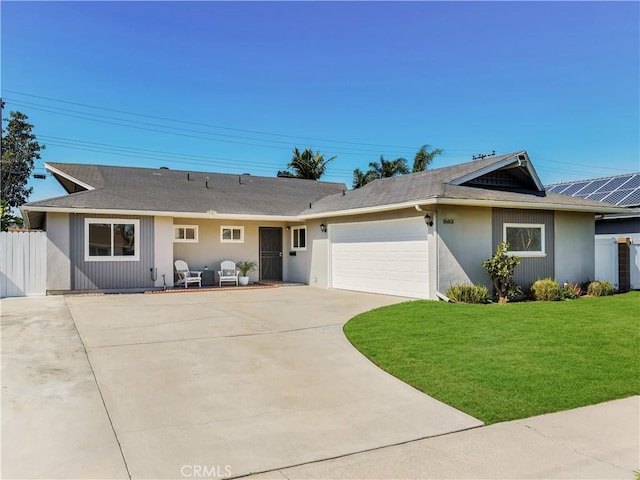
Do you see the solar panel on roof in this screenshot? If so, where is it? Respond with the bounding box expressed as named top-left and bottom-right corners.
top-left (620, 174), bottom-right (640, 189)
top-left (560, 182), bottom-right (591, 196)
top-left (623, 190), bottom-right (640, 206)
top-left (545, 172), bottom-right (640, 208)
top-left (602, 189), bottom-right (635, 205)
top-left (585, 191), bottom-right (614, 203)
top-left (595, 175), bottom-right (632, 193)
top-left (579, 179), bottom-right (608, 195)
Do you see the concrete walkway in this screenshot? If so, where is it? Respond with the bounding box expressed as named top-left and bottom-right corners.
top-left (252, 396), bottom-right (639, 480)
top-left (2, 289), bottom-right (637, 479)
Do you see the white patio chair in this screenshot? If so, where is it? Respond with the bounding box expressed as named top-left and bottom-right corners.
top-left (174, 260), bottom-right (202, 288)
top-left (218, 260), bottom-right (239, 287)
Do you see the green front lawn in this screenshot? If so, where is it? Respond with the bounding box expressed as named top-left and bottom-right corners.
top-left (344, 292), bottom-right (639, 424)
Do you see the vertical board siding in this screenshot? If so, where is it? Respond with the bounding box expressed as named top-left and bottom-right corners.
top-left (0, 232), bottom-right (47, 298)
top-left (492, 208), bottom-right (555, 289)
top-left (70, 214), bottom-right (155, 290)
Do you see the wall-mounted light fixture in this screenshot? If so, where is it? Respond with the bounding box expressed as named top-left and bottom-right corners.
top-left (320, 223), bottom-right (327, 233)
top-left (424, 213), bottom-right (433, 227)
top-left (286, 226), bottom-right (291, 231)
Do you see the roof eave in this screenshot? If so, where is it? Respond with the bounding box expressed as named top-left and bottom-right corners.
top-left (45, 163), bottom-right (96, 192)
top-left (299, 200), bottom-right (439, 219)
top-left (300, 196), bottom-right (628, 219)
top-left (19, 205), bottom-right (301, 222)
top-left (431, 197), bottom-right (625, 213)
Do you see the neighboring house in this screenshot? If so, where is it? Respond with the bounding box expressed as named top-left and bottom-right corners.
top-left (21, 151), bottom-right (629, 299)
top-left (547, 173), bottom-right (640, 290)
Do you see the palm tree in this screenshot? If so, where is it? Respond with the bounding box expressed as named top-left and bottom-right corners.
top-left (352, 168), bottom-right (377, 189)
top-left (412, 144), bottom-right (443, 173)
top-left (368, 156), bottom-right (409, 178)
top-left (287, 148), bottom-right (336, 180)
top-left (352, 155), bottom-right (409, 189)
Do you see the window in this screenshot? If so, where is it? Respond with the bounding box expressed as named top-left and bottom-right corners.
top-left (85, 218), bottom-right (140, 261)
top-left (291, 226), bottom-right (307, 251)
top-left (220, 226), bottom-right (244, 243)
top-left (174, 225), bottom-right (198, 243)
top-left (503, 223), bottom-right (545, 256)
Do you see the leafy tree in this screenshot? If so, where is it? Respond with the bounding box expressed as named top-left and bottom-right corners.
top-left (412, 144), bottom-right (443, 173)
top-left (1, 199), bottom-right (23, 231)
top-left (1, 111), bottom-right (45, 208)
top-left (284, 147), bottom-right (336, 180)
top-left (482, 242), bottom-right (521, 304)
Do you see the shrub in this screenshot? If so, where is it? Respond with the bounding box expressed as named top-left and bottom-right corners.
top-left (482, 242), bottom-right (521, 304)
top-left (446, 284), bottom-right (489, 304)
top-left (531, 278), bottom-right (563, 301)
top-left (562, 282), bottom-right (582, 299)
top-left (587, 280), bottom-right (615, 297)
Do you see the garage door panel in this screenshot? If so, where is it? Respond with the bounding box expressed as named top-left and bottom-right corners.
top-left (330, 219), bottom-right (429, 299)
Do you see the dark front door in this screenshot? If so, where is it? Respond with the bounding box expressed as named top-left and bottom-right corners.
top-left (259, 227), bottom-right (283, 280)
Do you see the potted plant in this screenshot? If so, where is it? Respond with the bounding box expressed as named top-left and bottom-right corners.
top-left (236, 260), bottom-right (258, 286)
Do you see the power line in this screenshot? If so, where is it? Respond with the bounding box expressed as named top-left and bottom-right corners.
top-left (11, 99), bottom-right (448, 160)
top-left (9, 98), bottom-right (409, 156)
top-left (37, 134), bottom-right (360, 175)
top-left (4, 89), bottom-right (454, 152)
top-left (8, 90), bottom-right (635, 182)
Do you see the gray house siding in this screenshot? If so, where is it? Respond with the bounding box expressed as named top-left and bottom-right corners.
top-left (492, 208), bottom-right (555, 290)
top-left (70, 213), bottom-right (155, 290)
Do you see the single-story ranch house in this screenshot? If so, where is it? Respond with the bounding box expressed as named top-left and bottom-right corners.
top-left (21, 151), bottom-right (629, 299)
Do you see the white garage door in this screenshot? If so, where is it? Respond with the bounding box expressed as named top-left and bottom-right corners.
top-left (330, 217), bottom-right (429, 299)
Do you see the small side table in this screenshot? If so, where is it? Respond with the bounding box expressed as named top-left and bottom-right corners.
top-left (201, 270), bottom-right (215, 287)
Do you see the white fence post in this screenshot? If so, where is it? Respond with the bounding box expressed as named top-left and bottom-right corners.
top-left (0, 231), bottom-right (47, 298)
top-left (595, 236), bottom-right (618, 288)
top-left (595, 234), bottom-right (640, 291)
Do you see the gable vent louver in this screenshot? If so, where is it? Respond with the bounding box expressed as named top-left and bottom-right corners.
top-left (465, 170), bottom-right (523, 189)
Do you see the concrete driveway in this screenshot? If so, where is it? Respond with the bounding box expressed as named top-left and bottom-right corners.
top-left (3, 287), bottom-right (481, 479)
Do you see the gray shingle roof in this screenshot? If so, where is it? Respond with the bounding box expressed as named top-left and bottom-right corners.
top-left (27, 163), bottom-right (346, 216)
top-left (25, 153), bottom-right (627, 222)
top-left (304, 152), bottom-right (618, 214)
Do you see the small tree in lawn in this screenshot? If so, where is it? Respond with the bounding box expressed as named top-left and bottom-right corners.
top-left (482, 242), bottom-right (521, 304)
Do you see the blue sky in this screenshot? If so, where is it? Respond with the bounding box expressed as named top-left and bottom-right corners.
top-left (2, 1), bottom-right (639, 202)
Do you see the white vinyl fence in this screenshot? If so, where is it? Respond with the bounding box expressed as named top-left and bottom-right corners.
top-left (0, 231), bottom-right (47, 298)
top-left (595, 234), bottom-right (640, 290)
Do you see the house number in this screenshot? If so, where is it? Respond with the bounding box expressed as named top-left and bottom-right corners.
top-left (443, 218), bottom-right (455, 224)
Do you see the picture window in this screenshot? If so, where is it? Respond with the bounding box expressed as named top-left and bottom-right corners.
top-left (503, 223), bottom-right (545, 256)
top-left (85, 218), bottom-right (140, 261)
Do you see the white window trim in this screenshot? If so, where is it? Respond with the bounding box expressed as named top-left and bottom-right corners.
top-left (291, 226), bottom-right (307, 251)
top-left (503, 223), bottom-right (546, 257)
top-left (220, 226), bottom-right (244, 243)
top-left (85, 218), bottom-right (140, 262)
top-left (174, 224), bottom-right (199, 243)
